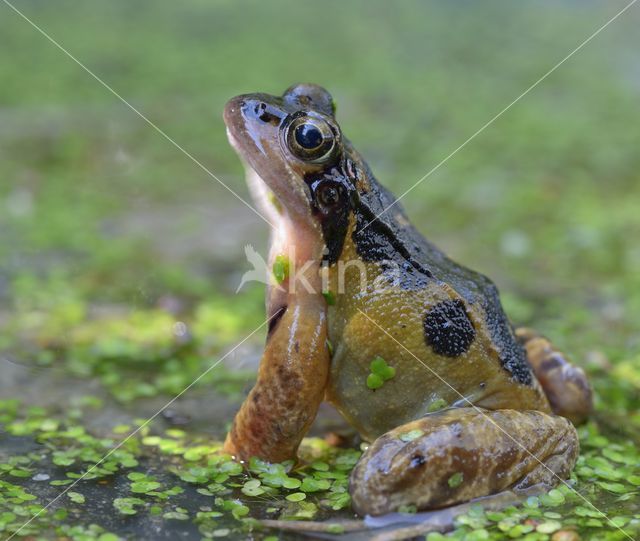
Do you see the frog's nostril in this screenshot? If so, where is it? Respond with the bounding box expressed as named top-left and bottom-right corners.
top-left (252, 102), bottom-right (267, 116)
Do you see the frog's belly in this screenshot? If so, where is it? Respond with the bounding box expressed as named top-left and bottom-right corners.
top-left (326, 340), bottom-right (495, 441)
top-left (325, 304), bottom-right (543, 442)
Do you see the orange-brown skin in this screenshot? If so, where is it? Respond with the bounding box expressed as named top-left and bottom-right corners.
top-left (222, 84), bottom-right (593, 515)
top-left (223, 288), bottom-right (329, 463)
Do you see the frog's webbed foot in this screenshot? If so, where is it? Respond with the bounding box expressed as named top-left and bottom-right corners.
top-left (516, 327), bottom-right (592, 425)
top-left (349, 408), bottom-right (578, 516)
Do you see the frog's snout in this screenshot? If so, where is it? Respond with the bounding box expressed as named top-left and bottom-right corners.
top-left (224, 96), bottom-right (275, 157)
top-left (222, 95), bottom-right (247, 130)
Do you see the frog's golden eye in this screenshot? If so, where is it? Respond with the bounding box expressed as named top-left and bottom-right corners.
top-left (284, 115), bottom-right (337, 163)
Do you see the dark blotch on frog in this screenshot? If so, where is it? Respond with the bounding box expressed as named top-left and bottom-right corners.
top-left (423, 299), bottom-right (476, 357)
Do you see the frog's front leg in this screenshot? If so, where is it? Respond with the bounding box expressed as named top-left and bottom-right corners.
top-left (349, 408), bottom-right (578, 516)
top-left (223, 290), bottom-right (330, 463)
top-left (516, 327), bottom-right (592, 425)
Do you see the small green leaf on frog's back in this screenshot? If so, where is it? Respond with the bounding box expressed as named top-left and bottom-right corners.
top-left (448, 472), bottom-right (464, 488)
top-left (380, 365), bottom-right (395, 381)
top-left (366, 373), bottom-right (384, 390)
top-left (370, 356), bottom-right (388, 374)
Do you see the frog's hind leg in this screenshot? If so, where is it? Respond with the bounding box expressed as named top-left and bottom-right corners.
top-left (516, 327), bottom-right (592, 425)
top-left (349, 408), bottom-right (578, 516)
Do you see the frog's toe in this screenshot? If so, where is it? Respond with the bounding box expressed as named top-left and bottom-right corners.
top-left (516, 327), bottom-right (593, 425)
top-left (349, 408), bottom-right (578, 516)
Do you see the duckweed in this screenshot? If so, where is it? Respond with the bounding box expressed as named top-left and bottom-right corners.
top-left (399, 428), bottom-right (424, 442)
top-left (113, 497), bottom-right (145, 515)
top-left (0, 396), bottom-right (639, 539)
top-left (428, 398), bottom-right (449, 412)
top-left (68, 491), bottom-right (86, 504)
top-left (322, 291), bottom-right (336, 305)
top-left (366, 356), bottom-right (396, 389)
top-left (272, 254), bottom-right (290, 285)
top-left (448, 472), bottom-right (464, 489)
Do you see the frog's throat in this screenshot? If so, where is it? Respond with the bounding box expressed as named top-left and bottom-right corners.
top-left (244, 166), bottom-right (326, 277)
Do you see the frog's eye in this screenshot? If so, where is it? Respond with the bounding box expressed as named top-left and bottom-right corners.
top-left (285, 115), bottom-right (336, 163)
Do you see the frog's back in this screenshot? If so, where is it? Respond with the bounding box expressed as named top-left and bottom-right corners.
top-left (353, 171), bottom-right (534, 378)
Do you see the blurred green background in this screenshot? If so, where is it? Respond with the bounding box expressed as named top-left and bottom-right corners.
top-left (1, 1), bottom-right (639, 540)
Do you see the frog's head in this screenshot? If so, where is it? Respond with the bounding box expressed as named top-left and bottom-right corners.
top-left (224, 84), bottom-right (362, 263)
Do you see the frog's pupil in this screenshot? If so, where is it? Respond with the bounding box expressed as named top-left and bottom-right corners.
top-left (294, 123), bottom-right (323, 149)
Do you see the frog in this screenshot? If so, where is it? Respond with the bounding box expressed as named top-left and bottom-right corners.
top-left (222, 83), bottom-right (593, 516)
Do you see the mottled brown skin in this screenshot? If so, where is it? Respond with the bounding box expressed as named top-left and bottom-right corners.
top-left (223, 285), bottom-right (329, 463)
top-left (222, 84), bottom-right (593, 515)
top-left (350, 409), bottom-right (578, 515)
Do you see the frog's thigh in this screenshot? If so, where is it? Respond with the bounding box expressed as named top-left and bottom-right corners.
top-left (349, 408), bottom-right (578, 516)
top-left (516, 327), bottom-right (592, 425)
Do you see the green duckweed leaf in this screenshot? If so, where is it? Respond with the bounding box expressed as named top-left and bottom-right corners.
top-left (399, 429), bottom-right (424, 442)
top-left (448, 472), bottom-right (464, 488)
top-left (322, 291), bottom-right (336, 305)
top-left (366, 373), bottom-right (383, 390)
top-left (370, 356), bottom-right (387, 374)
top-left (272, 255), bottom-right (290, 285)
top-left (68, 491), bottom-right (85, 504)
top-left (130, 481), bottom-right (161, 494)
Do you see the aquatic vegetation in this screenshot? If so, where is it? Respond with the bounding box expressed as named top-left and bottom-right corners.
top-left (1, 2), bottom-right (639, 539)
top-left (1, 389), bottom-right (639, 539)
